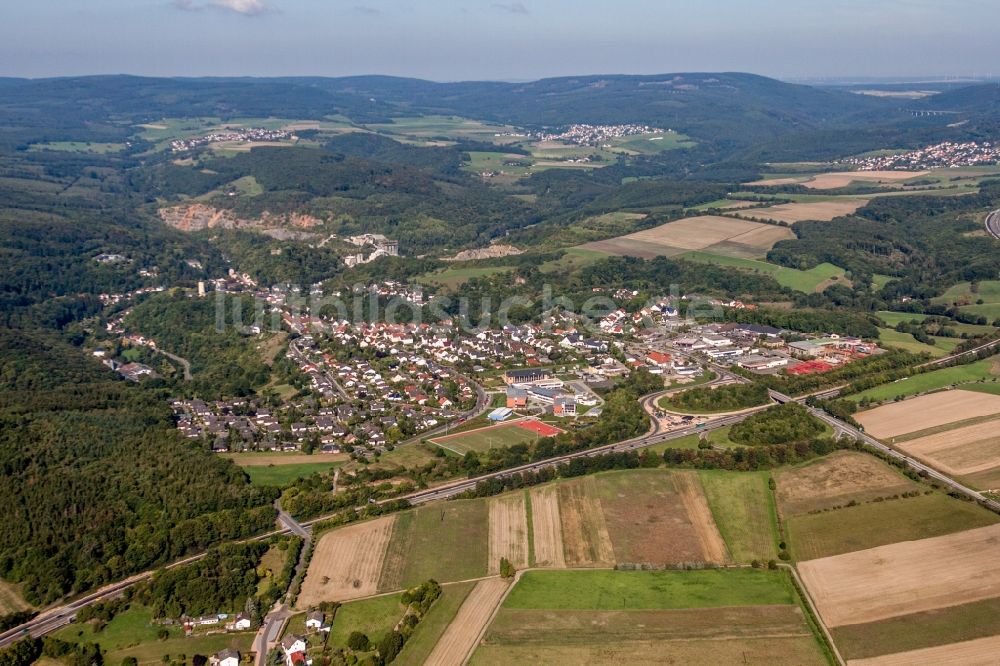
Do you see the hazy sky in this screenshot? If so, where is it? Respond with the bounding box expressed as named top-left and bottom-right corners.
top-left (2, 0), bottom-right (998, 81)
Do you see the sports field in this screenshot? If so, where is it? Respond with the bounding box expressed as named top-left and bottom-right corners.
top-left (470, 569), bottom-right (828, 665)
top-left (578, 215), bottom-right (794, 260)
top-left (430, 420), bottom-right (563, 455)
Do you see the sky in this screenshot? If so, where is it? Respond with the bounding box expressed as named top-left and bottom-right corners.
top-left (1, 0), bottom-right (998, 81)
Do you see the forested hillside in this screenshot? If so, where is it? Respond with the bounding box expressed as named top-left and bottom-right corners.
top-left (0, 329), bottom-right (278, 604)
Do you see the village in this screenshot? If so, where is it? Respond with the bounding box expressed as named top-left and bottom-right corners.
top-left (170, 127), bottom-right (293, 152)
top-left (839, 140), bottom-right (1000, 170)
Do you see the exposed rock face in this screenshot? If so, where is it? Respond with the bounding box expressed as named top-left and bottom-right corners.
top-left (158, 204), bottom-right (323, 232)
top-left (445, 243), bottom-right (523, 262)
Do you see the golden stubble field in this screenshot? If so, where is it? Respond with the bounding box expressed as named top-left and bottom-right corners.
top-left (855, 390), bottom-right (1000, 439)
top-left (297, 515), bottom-right (395, 607)
top-left (799, 523), bottom-right (1000, 627)
top-left (578, 215), bottom-right (794, 259)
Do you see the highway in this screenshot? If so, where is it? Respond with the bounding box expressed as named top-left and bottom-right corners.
top-left (985, 208), bottom-right (1000, 240)
top-left (769, 389), bottom-right (1000, 512)
top-left (7, 362), bottom-right (1000, 649)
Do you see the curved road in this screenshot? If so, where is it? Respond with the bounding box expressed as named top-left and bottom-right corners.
top-left (985, 208), bottom-right (1000, 240)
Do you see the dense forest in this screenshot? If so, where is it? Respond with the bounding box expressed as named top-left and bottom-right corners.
top-left (0, 328), bottom-right (278, 604)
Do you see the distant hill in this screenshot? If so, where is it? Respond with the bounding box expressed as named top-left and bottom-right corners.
top-left (0, 72), bottom-right (902, 149)
top-left (303, 72), bottom-right (896, 144)
top-left (919, 82), bottom-right (1000, 113)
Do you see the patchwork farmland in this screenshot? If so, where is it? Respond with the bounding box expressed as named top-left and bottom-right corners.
top-left (748, 170), bottom-right (929, 189)
top-left (298, 469), bottom-right (740, 605)
top-left (470, 569), bottom-right (829, 665)
top-left (776, 451), bottom-right (996, 560)
top-left (799, 523), bottom-right (1000, 662)
top-left (855, 389), bottom-right (1000, 488)
top-left (733, 198), bottom-right (869, 223)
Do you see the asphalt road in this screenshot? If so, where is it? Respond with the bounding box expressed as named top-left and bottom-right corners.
top-left (986, 208), bottom-right (1000, 240)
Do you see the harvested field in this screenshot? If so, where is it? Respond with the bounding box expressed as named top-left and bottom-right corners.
top-left (298, 515), bottom-right (394, 607)
top-left (673, 472), bottom-right (730, 563)
top-left (741, 199), bottom-right (868, 223)
top-left (776, 451), bottom-right (914, 516)
top-left (748, 170), bottom-right (928, 190)
top-left (557, 478), bottom-right (614, 566)
top-left (528, 486), bottom-right (565, 568)
top-left (487, 494), bottom-right (530, 574)
top-left (577, 215), bottom-right (794, 260)
top-left (799, 523), bottom-right (1000, 627)
top-left (471, 637), bottom-right (827, 665)
top-left (856, 389), bottom-right (1000, 439)
top-left (849, 634), bottom-right (1000, 666)
top-left (424, 578), bottom-right (510, 666)
top-left (897, 419), bottom-right (1000, 477)
top-left (595, 470), bottom-right (728, 565)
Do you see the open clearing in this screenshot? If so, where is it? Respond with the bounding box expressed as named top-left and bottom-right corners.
top-left (877, 327), bottom-right (958, 358)
top-left (0, 580), bottom-right (30, 614)
top-left (775, 451), bottom-right (914, 516)
top-left (557, 477), bottom-right (615, 566)
top-left (298, 515), bottom-right (394, 606)
top-left (748, 170), bottom-right (928, 190)
top-left (849, 634), bottom-right (1000, 666)
top-left (424, 577), bottom-right (510, 666)
top-left (594, 470), bottom-right (728, 565)
top-left (677, 251), bottom-right (847, 292)
top-left (738, 199), bottom-right (868, 223)
top-left (699, 471), bottom-right (778, 562)
top-left (578, 215), bottom-right (794, 260)
top-left (487, 494), bottom-right (530, 574)
top-left (528, 486), bottom-right (565, 567)
top-left (786, 491), bottom-right (998, 560)
top-left (326, 593), bottom-right (404, 649)
top-left (799, 522), bottom-right (1000, 627)
top-left (855, 389), bottom-right (1000, 439)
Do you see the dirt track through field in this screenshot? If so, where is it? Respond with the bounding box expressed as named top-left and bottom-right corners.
top-left (488, 495), bottom-right (530, 574)
top-left (528, 487), bottom-right (565, 568)
top-left (558, 479), bottom-right (615, 566)
top-left (849, 634), bottom-right (1000, 666)
top-left (856, 390), bottom-right (1000, 439)
top-left (425, 577), bottom-right (510, 666)
top-left (799, 523), bottom-right (1000, 627)
top-left (674, 472), bottom-right (731, 563)
top-left (297, 515), bottom-right (394, 607)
